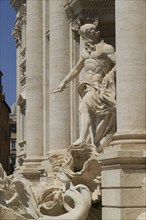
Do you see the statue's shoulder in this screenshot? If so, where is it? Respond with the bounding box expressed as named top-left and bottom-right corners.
top-left (102, 41), bottom-right (115, 54)
top-left (81, 48), bottom-right (89, 59)
top-left (81, 48), bottom-right (87, 53)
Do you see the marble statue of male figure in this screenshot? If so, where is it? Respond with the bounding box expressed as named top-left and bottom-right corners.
top-left (54, 23), bottom-right (116, 150)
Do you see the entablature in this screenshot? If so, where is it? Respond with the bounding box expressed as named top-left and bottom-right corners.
top-left (65, 0), bottom-right (115, 41)
top-left (64, 0), bottom-right (115, 23)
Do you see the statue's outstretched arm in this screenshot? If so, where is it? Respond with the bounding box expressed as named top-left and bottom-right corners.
top-left (54, 58), bottom-right (84, 93)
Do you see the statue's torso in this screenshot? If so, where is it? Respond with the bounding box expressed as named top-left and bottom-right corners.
top-left (82, 42), bottom-right (112, 84)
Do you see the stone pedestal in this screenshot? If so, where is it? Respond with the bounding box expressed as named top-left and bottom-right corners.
top-left (99, 151), bottom-right (146, 220)
top-left (98, 1), bottom-right (146, 219)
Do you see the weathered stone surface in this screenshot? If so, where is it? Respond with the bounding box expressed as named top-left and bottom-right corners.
top-left (102, 168), bottom-right (146, 188)
top-left (0, 143), bottom-right (101, 219)
top-left (0, 204), bottom-right (27, 220)
top-left (102, 188), bottom-right (146, 207)
top-left (103, 207), bottom-right (146, 220)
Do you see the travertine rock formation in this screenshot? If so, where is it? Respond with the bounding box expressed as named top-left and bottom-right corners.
top-left (0, 204), bottom-right (27, 220)
top-left (0, 143), bottom-right (101, 220)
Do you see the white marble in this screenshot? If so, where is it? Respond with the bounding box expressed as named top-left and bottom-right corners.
top-left (55, 23), bottom-right (116, 150)
top-left (0, 142), bottom-right (101, 219)
top-left (49, 0), bottom-right (70, 151)
top-left (116, 0), bottom-right (146, 134)
top-left (101, 1), bottom-right (146, 220)
top-left (25, 0), bottom-right (43, 160)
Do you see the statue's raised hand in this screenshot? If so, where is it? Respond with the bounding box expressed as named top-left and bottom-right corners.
top-left (54, 81), bottom-right (66, 93)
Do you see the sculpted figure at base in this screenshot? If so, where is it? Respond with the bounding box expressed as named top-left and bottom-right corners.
top-left (0, 162), bottom-right (92, 220)
top-left (0, 142), bottom-right (101, 219)
top-left (55, 23), bottom-right (116, 150)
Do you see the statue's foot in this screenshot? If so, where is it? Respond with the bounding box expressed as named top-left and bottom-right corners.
top-left (73, 138), bottom-right (85, 146)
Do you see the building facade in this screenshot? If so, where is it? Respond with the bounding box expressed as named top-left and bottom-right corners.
top-left (0, 71), bottom-right (11, 175)
top-left (9, 103), bottom-right (17, 174)
top-left (9, 0), bottom-right (146, 220)
top-left (10, 0), bottom-right (115, 180)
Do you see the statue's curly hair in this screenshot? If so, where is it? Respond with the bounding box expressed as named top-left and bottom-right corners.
top-left (79, 24), bottom-right (100, 39)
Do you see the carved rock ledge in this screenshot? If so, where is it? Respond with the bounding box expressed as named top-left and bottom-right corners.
top-left (0, 143), bottom-right (101, 220)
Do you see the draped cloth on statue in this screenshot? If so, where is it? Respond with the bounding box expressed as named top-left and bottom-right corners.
top-left (77, 67), bottom-right (116, 150)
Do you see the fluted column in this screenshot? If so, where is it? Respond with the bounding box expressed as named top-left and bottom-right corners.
top-left (114, 0), bottom-right (146, 145)
top-left (99, 1), bottom-right (146, 219)
top-left (69, 26), bottom-right (80, 143)
top-left (42, 0), bottom-right (50, 157)
top-left (23, 0), bottom-right (43, 181)
top-left (49, 0), bottom-right (70, 151)
top-left (15, 43), bottom-right (21, 169)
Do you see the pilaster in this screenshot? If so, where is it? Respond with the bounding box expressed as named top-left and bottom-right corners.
top-left (99, 1), bottom-right (146, 219)
top-left (11, 1), bottom-right (27, 172)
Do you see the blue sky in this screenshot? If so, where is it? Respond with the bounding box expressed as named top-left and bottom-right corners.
top-left (0, 0), bottom-right (16, 107)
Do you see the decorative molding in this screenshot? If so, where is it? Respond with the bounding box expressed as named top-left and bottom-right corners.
top-left (19, 140), bottom-right (26, 152)
top-left (12, 3), bottom-right (26, 45)
top-left (65, 0), bottom-right (115, 23)
top-left (12, 26), bottom-right (21, 44)
top-left (71, 18), bottom-right (81, 34)
top-left (17, 153), bottom-right (26, 166)
top-left (20, 74), bottom-right (26, 88)
top-left (17, 90), bottom-right (26, 107)
top-left (20, 46), bottom-right (26, 59)
top-left (9, 0), bottom-right (26, 12)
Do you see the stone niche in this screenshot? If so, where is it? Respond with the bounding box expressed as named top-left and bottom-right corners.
top-left (65, 0), bottom-right (115, 46)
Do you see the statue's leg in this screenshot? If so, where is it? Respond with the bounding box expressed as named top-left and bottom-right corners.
top-left (73, 101), bottom-right (91, 145)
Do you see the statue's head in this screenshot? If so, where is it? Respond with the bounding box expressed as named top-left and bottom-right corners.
top-left (79, 23), bottom-right (100, 41)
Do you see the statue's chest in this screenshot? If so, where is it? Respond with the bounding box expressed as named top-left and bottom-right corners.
top-left (82, 48), bottom-right (107, 61)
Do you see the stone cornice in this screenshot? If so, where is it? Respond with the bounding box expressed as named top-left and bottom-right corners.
top-left (9, 0), bottom-right (26, 12)
top-left (64, 0), bottom-right (115, 23)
